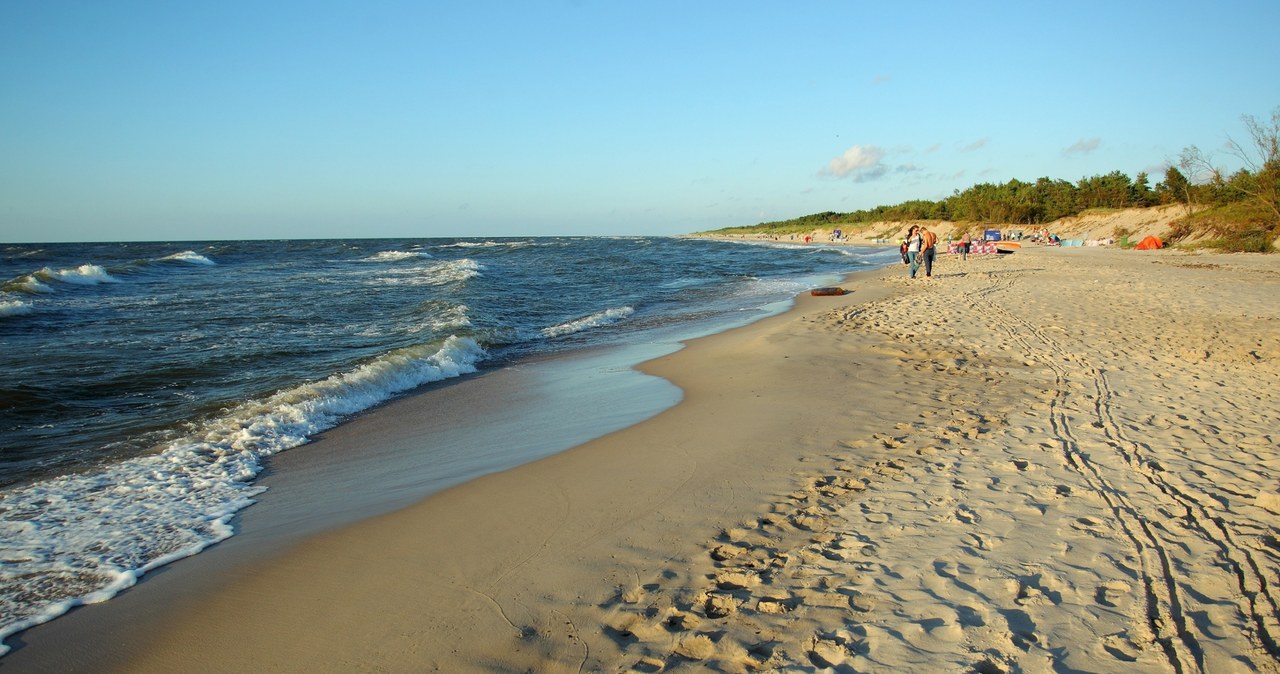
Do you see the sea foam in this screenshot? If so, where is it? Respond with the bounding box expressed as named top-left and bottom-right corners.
top-left (0, 299), bottom-right (34, 317)
top-left (542, 306), bottom-right (636, 338)
top-left (41, 264), bottom-right (120, 285)
top-left (373, 258), bottom-right (482, 286)
top-left (161, 251), bottom-right (216, 265)
top-left (0, 335), bottom-right (486, 655)
top-left (367, 250), bottom-right (433, 262)
top-left (3, 274), bottom-right (54, 295)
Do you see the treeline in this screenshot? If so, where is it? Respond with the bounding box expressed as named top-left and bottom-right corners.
top-left (741, 167), bottom-right (1208, 231)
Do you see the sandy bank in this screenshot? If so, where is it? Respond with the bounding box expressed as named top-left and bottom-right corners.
top-left (11, 245), bottom-right (1280, 673)
top-left (700, 204), bottom-right (1191, 248)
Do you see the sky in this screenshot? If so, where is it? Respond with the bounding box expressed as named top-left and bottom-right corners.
top-left (2, 1), bottom-right (1278, 243)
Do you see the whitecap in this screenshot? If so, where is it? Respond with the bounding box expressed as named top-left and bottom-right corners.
top-left (541, 306), bottom-right (636, 338)
top-left (3, 275), bottom-right (54, 294)
top-left (371, 259), bottom-right (482, 287)
top-left (0, 299), bottom-right (34, 317)
top-left (44, 264), bottom-right (120, 285)
top-left (366, 250), bottom-right (433, 262)
top-left (161, 251), bottom-right (216, 265)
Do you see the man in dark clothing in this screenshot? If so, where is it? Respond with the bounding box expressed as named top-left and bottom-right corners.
top-left (920, 227), bottom-right (938, 278)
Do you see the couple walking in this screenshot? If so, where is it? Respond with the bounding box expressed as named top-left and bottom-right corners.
top-left (905, 225), bottom-right (937, 279)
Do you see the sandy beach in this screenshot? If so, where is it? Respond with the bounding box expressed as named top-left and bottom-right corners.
top-left (8, 245), bottom-right (1280, 673)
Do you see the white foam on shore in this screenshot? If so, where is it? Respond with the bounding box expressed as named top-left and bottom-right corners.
top-left (0, 335), bottom-right (487, 656)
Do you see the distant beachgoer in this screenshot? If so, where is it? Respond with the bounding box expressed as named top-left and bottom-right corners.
top-left (920, 227), bottom-right (938, 278)
top-left (906, 226), bottom-right (923, 278)
top-left (960, 233), bottom-right (971, 261)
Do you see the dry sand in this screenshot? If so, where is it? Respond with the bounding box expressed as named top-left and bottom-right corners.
top-left (13, 246), bottom-right (1280, 673)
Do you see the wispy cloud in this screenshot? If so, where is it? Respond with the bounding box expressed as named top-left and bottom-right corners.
top-left (1063, 137), bottom-right (1101, 156)
top-left (821, 144), bottom-right (888, 182)
top-left (962, 137), bottom-right (989, 152)
top-left (872, 74), bottom-right (891, 85)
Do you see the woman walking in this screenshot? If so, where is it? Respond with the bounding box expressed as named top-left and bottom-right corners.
top-left (906, 226), bottom-right (923, 278)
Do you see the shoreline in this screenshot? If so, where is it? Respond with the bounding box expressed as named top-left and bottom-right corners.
top-left (8, 246), bottom-right (1280, 673)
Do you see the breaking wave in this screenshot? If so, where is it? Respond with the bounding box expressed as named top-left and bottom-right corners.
top-left (0, 335), bottom-right (487, 654)
top-left (542, 306), bottom-right (636, 338)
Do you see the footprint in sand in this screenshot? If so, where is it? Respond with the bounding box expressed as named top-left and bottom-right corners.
top-left (673, 634), bottom-right (716, 661)
top-left (714, 570), bottom-right (761, 591)
top-left (1069, 516), bottom-right (1109, 536)
top-left (1095, 580), bottom-right (1132, 608)
top-left (807, 630), bottom-right (868, 668)
top-left (954, 505), bottom-right (982, 525)
top-left (702, 592), bottom-right (741, 618)
top-left (1102, 632), bottom-right (1142, 662)
top-left (864, 511), bottom-right (891, 524)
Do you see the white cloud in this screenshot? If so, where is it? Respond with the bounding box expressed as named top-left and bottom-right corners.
top-left (822, 144), bottom-right (888, 182)
top-left (962, 137), bottom-right (989, 152)
top-left (1064, 137), bottom-right (1101, 156)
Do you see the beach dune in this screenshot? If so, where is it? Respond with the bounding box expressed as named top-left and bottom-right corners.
top-left (9, 246), bottom-right (1280, 673)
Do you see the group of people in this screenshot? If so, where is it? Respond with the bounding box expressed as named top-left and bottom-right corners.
top-left (900, 225), bottom-right (939, 279)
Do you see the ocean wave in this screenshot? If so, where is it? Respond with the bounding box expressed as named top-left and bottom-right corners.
top-left (438, 240), bottom-right (527, 249)
top-left (541, 306), bottom-right (636, 338)
top-left (160, 251), bottom-right (216, 265)
top-left (0, 299), bottom-right (34, 317)
top-left (1, 274), bottom-right (54, 295)
top-left (407, 302), bottom-right (472, 334)
top-left (37, 264), bottom-right (120, 286)
top-left (372, 259), bottom-right (482, 286)
top-left (366, 250), bottom-right (433, 262)
top-left (0, 335), bottom-right (487, 655)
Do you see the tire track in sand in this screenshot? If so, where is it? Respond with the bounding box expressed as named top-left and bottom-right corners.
top-left (986, 301), bottom-right (1205, 674)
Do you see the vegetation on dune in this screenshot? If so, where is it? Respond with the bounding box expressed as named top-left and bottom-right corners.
top-left (707, 107), bottom-right (1280, 253)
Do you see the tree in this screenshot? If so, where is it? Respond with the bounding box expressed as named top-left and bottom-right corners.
top-left (1132, 172), bottom-right (1155, 207)
top-left (1224, 106), bottom-right (1280, 222)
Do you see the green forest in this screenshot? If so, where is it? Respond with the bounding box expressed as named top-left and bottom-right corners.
top-left (710, 108), bottom-right (1280, 252)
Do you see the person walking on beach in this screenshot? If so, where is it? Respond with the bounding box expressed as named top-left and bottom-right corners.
top-left (920, 226), bottom-right (938, 278)
top-left (906, 226), bottom-right (923, 278)
top-left (960, 232), bottom-right (971, 261)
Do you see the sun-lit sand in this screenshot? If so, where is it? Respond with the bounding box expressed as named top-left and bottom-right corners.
top-left (10, 245), bottom-right (1279, 673)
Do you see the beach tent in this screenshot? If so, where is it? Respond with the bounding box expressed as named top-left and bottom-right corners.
top-left (1135, 235), bottom-right (1164, 250)
top-left (984, 229), bottom-right (1002, 241)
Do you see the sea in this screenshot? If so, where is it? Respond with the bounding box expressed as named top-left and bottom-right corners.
top-left (0, 235), bottom-right (896, 653)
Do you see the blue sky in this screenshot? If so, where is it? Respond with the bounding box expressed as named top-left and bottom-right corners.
top-left (2, 1), bottom-right (1277, 242)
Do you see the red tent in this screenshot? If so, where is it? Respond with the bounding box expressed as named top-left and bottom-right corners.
top-left (1135, 235), bottom-right (1164, 250)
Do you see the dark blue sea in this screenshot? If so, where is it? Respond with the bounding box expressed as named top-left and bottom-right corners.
top-left (0, 235), bottom-right (895, 651)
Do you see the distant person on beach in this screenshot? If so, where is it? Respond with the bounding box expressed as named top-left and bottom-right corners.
top-left (920, 227), bottom-right (938, 278)
top-left (960, 233), bottom-right (971, 261)
top-left (906, 226), bottom-right (923, 278)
